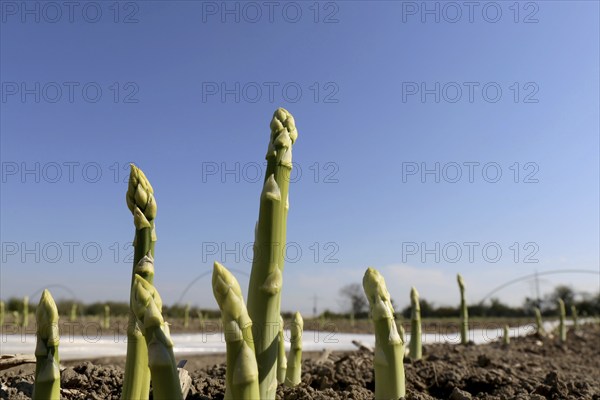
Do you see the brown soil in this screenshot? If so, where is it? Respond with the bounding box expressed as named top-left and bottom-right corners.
top-left (1, 324), bottom-right (598, 399)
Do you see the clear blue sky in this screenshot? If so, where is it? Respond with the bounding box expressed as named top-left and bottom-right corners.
top-left (1, 1), bottom-right (599, 315)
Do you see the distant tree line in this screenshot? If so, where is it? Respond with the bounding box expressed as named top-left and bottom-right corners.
top-left (335, 283), bottom-right (600, 319)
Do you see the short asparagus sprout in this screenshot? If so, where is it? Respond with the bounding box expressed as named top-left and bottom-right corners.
top-left (104, 305), bottom-right (110, 330)
top-left (123, 164), bottom-right (158, 400)
top-left (32, 290), bottom-right (60, 400)
top-left (131, 273), bottom-right (182, 400)
top-left (184, 303), bottom-right (190, 329)
top-left (363, 267), bottom-right (405, 400)
top-left (534, 307), bottom-right (545, 336)
top-left (409, 287), bottom-right (422, 361)
top-left (196, 310), bottom-right (205, 330)
top-left (457, 274), bottom-right (469, 345)
top-left (277, 315), bottom-right (287, 384)
top-left (247, 108), bottom-right (298, 400)
top-left (503, 325), bottom-right (510, 346)
top-left (23, 296), bottom-right (29, 329)
top-left (285, 312), bottom-right (304, 387)
top-left (212, 261), bottom-right (260, 400)
top-left (0, 300), bottom-right (4, 326)
top-left (558, 299), bottom-right (566, 342)
top-left (13, 310), bottom-right (20, 327)
top-left (70, 303), bottom-right (77, 322)
top-left (571, 304), bottom-right (578, 331)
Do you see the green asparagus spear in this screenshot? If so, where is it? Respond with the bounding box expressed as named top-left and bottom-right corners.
top-left (131, 271), bottom-right (182, 400)
top-left (13, 311), bottom-right (20, 327)
top-left (0, 300), bottom-right (4, 327)
top-left (23, 296), bottom-right (29, 329)
top-left (184, 303), bottom-right (190, 329)
top-left (457, 274), bottom-right (469, 345)
top-left (502, 325), bottom-right (510, 346)
top-left (32, 290), bottom-right (60, 400)
top-left (558, 299), bottom-right (566, 342)
top-left (247, 108), bottom-right (298, 399)
top-left (409, 287), bottom-right (422, 361)
top-left (213, 261), bottom-right (260, 400)
top-left (277, 315), bottom-right (287, 384)
top-left (363, 267), bottom-right (405, 400)
top-left (123, 164), bottom-right (157, 400)
top-left (534, 307), bottom-right (545, 336)
top-left (571, 304), bottom-right (578, 331)
top-left (285, 312), bottom-right (303, 387)
top-left (104, 304), bottom-right (110, 330)
top-left (70, 303), bottom-right (77, 322)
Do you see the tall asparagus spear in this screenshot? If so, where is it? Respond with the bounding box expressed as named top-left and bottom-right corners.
top-left (457, 274), bottom-right (469, 345)
top-left (285, 312), bottom-right (304, 387)
top-left (0, 300), bottom-right (4, 327)
top-left (409, 287), bottom-right (422, 360)
top-left (571, 304), bottom-right (578, 331)
top-left (363, 267), bottom-right (405, 400)
top-left (123, 164), bottom-right (157, 400)
top-left (32, 290), bottom-right (60, 400)
top-left (213, 262), bottom-right (260, 400)
top-left (247, 108), bottom-right (298, 399)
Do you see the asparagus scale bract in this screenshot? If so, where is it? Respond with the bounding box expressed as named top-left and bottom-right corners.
top-left (246, 108), bottom-right (298, 400)
top-left (457, 274), bottom-right (469, 345)
top-left (212, 262), bottom-right (260, 400)
top-left (409, 287), bottom-right (422, 361)
top-left (285, 312), bottom-right (303, 387)
top-left (32, 290), bottom-right (60, 400)
top-left (558, 299), bottom-right (566, 342)
top-left (123, 164), bottom-right (158, 400)
top-left (363, 267), bottom-right (405, 400)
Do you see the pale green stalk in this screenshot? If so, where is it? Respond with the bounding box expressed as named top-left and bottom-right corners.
top-left (349, 312), bottom-right (355, 327)
top-left (558, 299), bottom-right (566, 342)
top-left (184, 303), bottom-right (190, 328)
top-left (247, 108), bottom-right (298, 400)
top-left (277, 315), bottom-right (287, 384)
top-left (123, 164), bottom-right (157, 400)
top-left (70, 303), bottom-right (77, 322)
top-left (32, 290), bottom-right (60, 400)
top-left (363, 267), bottom-right (405, 400)
top-left (503, 325), bottom-right (510, 346)
top-left (571, 305), bottom-right (578, 331)
top-left (13, 311), bottom-right (20, 327)
top-left (23, 296), bottom-right (29, 329)
top-left (131, 272), bottom-right (182, 400)
top-left (457, 274), bottom-right (468, 345)
top-left (285, 312), bottom-right (303, 387)
top-left (0, 300), bottom-right (4, 326)
top-left (534, 307), bottom-right (545, 336)
top-left (213, 262), bottom-right (260, 400)
top-left (409, 287), bottom-right (422, 361)
top-left (104, 305), bottom-right (110, 330)
top-left (196, 310), bottom-right (205, 330)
